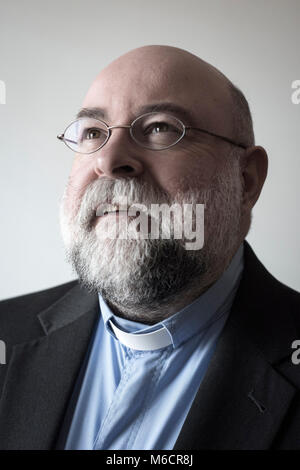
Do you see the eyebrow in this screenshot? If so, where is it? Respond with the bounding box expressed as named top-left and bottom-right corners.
top-left (76, 102), bottom-right (197, 125)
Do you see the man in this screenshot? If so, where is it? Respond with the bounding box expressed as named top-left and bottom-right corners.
top-left (0, 45), bottom-right (299, 450)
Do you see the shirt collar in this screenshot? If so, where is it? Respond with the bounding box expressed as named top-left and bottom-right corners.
top-left (99, 243), bottom-right (244, 351)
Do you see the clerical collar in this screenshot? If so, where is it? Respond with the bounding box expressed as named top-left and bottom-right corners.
top-left (99, 243), bottom-right (244, 351)
top-left (108, 320), bottom-right (172, 351)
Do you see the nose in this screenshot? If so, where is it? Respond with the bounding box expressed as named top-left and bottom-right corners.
top-left (93, 126), bottom-right (145, 179)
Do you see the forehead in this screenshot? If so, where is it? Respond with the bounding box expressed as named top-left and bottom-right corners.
top-left (81, 52), bottom-right (232, 134)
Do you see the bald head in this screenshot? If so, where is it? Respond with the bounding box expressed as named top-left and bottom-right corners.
top-left (82, 45), bottom-right (254, 148)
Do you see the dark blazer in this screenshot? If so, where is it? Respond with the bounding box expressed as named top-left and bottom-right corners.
top-left (0, 241), bottom-right (299, 450)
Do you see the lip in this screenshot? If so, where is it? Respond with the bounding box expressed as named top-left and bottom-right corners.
top-left (96, 203), bottom-right (125, 217)
top-left (100, 210), bottom-right (128, 217)
top-left (93, 208), bottom-right (135, 227)
top-left (96, 203), bottom-right (146, 217)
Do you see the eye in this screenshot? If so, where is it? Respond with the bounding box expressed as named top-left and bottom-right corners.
top-left (83, 127), bottom-right (104, 140)
top-left (144, 121), bottom-right (175, 135)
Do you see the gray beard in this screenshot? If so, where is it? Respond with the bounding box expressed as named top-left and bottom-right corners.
top-left (70, 236), bottom-right (208, 323)
top-left (60, 156), bottom-right (243, 324)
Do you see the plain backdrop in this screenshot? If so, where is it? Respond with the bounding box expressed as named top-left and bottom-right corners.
top-left (0, 0), bottom-right (299, 300)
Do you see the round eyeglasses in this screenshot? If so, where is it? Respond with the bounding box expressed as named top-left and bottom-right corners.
top-left (57, 111), bottom-right (247, 153)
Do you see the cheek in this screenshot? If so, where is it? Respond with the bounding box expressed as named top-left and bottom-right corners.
top-left (64, 155), bottom-right (96, 215)
top-left (150, 144), bottom-right (219, 196)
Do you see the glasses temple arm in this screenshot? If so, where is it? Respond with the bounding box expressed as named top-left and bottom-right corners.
top-left (186, 127), bottom-right (247, 149)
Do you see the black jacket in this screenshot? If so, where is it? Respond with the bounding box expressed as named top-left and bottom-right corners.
top-left (0, 241), bottom-right (299, 449)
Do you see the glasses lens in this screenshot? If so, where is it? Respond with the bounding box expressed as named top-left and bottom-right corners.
top-left (131, 112), bottom-right (185, 149)
top-left (63, 118), bottom-right (109, 153)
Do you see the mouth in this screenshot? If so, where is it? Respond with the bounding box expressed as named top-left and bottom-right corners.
top-left (99, 209), bottom-right (128, 218)
top-left (92, 204), bottom-right (145, 229)
top-left (96, 203), bottom-right (128, 218)
top-left (96, 203), bottom-right (146, 217)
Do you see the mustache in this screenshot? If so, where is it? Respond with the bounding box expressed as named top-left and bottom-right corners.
top-left (74, 178), bottom-right (172, 227)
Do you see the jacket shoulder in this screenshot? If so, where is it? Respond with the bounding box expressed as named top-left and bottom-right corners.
top-left (236, 242), bottom-right (300, 367)
top-left (0, 280), bottom-right (78, 344)
top-left (244, 242), bottom-right (300, 324)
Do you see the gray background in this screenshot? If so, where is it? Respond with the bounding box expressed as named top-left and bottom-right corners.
top-left (0, 0), bottom-right (299, 300)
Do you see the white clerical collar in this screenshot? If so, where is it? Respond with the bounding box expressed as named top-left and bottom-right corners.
top-left (108, 319), bottom-right (173, 351)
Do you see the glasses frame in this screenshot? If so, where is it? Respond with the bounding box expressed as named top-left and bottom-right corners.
top-left (57, 112), bottom-right (247, 154)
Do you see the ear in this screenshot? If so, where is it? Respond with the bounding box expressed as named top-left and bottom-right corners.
top-left (240, 145), bottom-right (268, 213)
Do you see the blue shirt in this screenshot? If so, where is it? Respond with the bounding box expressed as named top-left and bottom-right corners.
top-left (63, 244), bottom-right (244, 450)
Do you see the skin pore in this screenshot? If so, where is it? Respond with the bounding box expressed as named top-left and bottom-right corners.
top-left (60, 45), bottom-right (268, 324)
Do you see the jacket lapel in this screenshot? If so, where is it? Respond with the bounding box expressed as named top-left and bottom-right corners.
top-left (0, 284), bottom-right (99, 450)
top-left (173, 316), bottom-right (296, 449)
top-left (174, 242), bottom-right (299, 449)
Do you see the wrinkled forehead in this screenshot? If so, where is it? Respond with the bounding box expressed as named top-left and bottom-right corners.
top-left (81, 52), bottom-right (232, 135)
